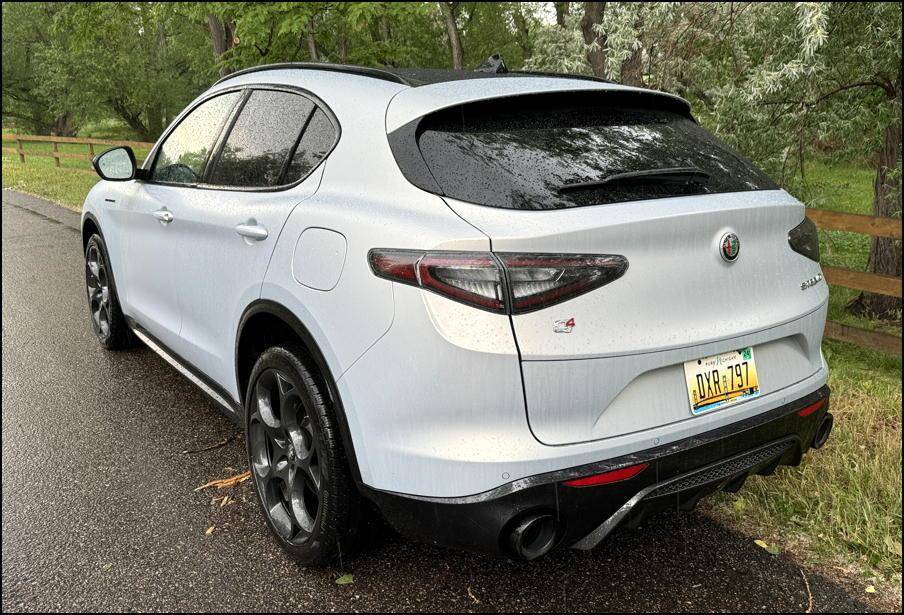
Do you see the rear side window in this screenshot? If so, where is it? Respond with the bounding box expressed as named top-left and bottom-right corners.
top-left (284, 109), bottom-right (335, 184)
top-left (151, 92), bottom-right (240, 185)
top-left (208, 90), bottom-right (316, 188)
top-left (405, 93), bottom-right (777, 210)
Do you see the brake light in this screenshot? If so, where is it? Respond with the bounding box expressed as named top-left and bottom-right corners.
top-left (368, 249), bottom-right (628, 314)
top-left (563, 463), bottom-right (649, 487)
top-left (498, 253), bottom-right (628, 313)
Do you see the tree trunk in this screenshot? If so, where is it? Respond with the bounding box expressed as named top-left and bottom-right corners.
top-left (554, 2), bottom-right (571, 27)
top-left (306, 17), bottom-right (319, 61)
top-left (619, 46), bottom-right (643, 86)
top-left (51, 112), bottom-right (76, 137)
top-left (207, 14), bottom-right (236, 77)
top-left (438, 2), bottom-right (463, 70)
top-left (580, 2), bottom-right (607, 78)
top-left (849, 107), bottom-right (903, 319)
top-left (512, 4), bottom-right (532, 59)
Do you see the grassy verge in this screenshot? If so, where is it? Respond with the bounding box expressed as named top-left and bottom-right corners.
top-left (2, 148), bottom-right (901, 593)
top-left (709, 340), bottom-right (902, 586)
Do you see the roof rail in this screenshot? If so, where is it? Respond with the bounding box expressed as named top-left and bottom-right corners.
top-left (213, 62), bottom-right (412, 87)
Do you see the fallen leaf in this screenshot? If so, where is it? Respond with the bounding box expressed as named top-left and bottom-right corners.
top-left (865, 585), bottom-right (876, 594)
top-left (205, 526), bottom-right (215, 535)
top-left (194, 471), bottom-right (251, 492)
top-left (754, 539), bottom-right (780, 555)
top-left (335, 573), bottom-right (354, 585)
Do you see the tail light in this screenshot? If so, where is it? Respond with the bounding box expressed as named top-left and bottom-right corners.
top-left (369, 249), bottom-right (628, 314)
top-left (788, 217), bottom-right (820, 262)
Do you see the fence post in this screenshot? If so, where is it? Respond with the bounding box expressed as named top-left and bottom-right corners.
top-left (52, 141), bottom-right (60, 168)
top-left (16, 137), bottom-right (25, 163)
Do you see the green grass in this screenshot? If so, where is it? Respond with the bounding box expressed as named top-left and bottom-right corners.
top-left (2, 137), bottom-right (151, 211)
top-left (710, 340), bottom-right (902, 582)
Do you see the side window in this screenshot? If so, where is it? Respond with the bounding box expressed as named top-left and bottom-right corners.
top-left (284, 109), bottom-right (336, 184)
top-left (208, 90), bottom-right (315, 188)
top-left (151, 92), bottom-right (240, 185)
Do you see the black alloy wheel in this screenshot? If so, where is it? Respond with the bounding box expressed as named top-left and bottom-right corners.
top-left (248, 367), bottom-right (323, 544)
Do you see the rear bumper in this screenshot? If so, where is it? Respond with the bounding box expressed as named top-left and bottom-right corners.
top-left (363, 384), bottom-right (831, 559)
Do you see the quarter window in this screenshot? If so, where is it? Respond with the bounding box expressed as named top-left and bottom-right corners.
top-left (284, 109), bottom-right (336, 184)
top-left (151, 92), bottom-right (240, 185)
top-left (208, 90), bottom-right (316, 188)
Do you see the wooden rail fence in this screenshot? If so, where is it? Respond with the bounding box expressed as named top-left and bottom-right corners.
top-left (3, 133), bottom-right (901, 354)
top-left (2, 133), bottom-right (153, 169)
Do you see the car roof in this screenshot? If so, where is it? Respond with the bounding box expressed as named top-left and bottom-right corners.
top-left (210, 62), bottom-right (692, 134)
top-left (213, 61), bottom-right (619, 88)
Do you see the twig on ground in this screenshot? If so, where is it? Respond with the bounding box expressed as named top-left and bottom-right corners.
top-left (800, 567), bottom-right (814, 613)
top-left (194, 470), bottom-right (251, 492)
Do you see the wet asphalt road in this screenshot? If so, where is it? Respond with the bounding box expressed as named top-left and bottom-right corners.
top-left (1, 190), bottom-right (874, 612)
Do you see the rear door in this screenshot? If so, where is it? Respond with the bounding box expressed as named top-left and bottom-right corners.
top-left (166, 87), bottom-right (338, 397)
top-left (401, 91), bottom-right (828, 445)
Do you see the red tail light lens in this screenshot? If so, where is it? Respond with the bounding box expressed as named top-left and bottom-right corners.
top-left (368, 249), bottom-right (627, 314)
top-left (563, 463), bottom-right (649, 487)
top-left (498, 253), bottom-right (628, 314)
top-left (797, 398), bottom-right (826, 417)
top-left (417, 252), bottom-right (505, 312)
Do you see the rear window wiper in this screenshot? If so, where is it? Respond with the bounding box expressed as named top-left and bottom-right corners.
top-left (558, 167), bottom-right (710, 193)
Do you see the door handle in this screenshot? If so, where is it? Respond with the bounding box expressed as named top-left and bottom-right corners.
top-left (152, 209), bottom-right (174, 224)
top-left (234, 222), bottom-right (269, 241)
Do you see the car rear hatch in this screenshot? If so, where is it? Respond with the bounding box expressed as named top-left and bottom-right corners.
top-left (388, 86), bottom-right (828, 446)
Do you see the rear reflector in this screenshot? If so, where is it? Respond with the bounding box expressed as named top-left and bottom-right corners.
top-left (797, 399), bottom-right (826, 417)
top-left (368, 249), bottom-right (627, 314)
top-left (563, 463), bottom-right (649, 488)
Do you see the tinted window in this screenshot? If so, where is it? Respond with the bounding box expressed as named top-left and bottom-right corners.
top-left (412, 95), bottom-right (777, 210)
top-left (208, 90), bottom-right (315, 187)
top-left (284, 109), bottom-right (336, 183)
top-left (151, 92), bottom-right (240, 185)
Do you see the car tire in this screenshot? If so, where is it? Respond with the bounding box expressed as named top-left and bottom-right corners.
top-left (84, 233), bottom-right (133, 350)
top-left (245, 344), bottom-right (363, 565)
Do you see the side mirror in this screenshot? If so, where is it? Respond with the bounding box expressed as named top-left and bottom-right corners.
top-left (92, 146), bottom-right (137, 181)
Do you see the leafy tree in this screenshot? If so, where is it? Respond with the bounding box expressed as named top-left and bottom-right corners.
top-left (40, 2), bottom-right (213, 140)
top-left (2, 3), bottom-right (78, 135)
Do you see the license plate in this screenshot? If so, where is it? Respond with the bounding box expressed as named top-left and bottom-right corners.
top-left (684, 347), bottom-right (760, 415)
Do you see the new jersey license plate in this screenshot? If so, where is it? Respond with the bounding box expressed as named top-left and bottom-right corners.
top-left (684, 347), bottom-right (760, 415)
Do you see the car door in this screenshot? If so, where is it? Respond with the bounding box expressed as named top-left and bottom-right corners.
top-left (115, 91), bottom-right (242, 350)
top-left (166, 87), bottom-right (339, 397)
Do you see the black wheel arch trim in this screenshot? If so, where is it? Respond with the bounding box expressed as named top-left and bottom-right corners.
top-left (235, 299), bottom-right (364, 486)
top-left (81, 211), bottom-right (104, 249)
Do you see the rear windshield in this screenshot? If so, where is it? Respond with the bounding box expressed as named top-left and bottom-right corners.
top-left (410, 94), bottom-right (777, 210)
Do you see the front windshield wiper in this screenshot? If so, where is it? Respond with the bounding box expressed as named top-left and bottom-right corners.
top-left (558, 167), bottom-right (710, 193)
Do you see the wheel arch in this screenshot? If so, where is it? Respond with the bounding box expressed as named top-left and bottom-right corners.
top-left (235, 299), bottom-right (363, 484)
top-left (81, 212), bottom-right (102, 252)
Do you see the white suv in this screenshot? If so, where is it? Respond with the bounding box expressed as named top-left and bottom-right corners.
top-left (83, 62), bottom-right (832, 564)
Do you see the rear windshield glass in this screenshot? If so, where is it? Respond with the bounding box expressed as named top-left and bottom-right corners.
top-left (415, 96), bottom-right (777, 210)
